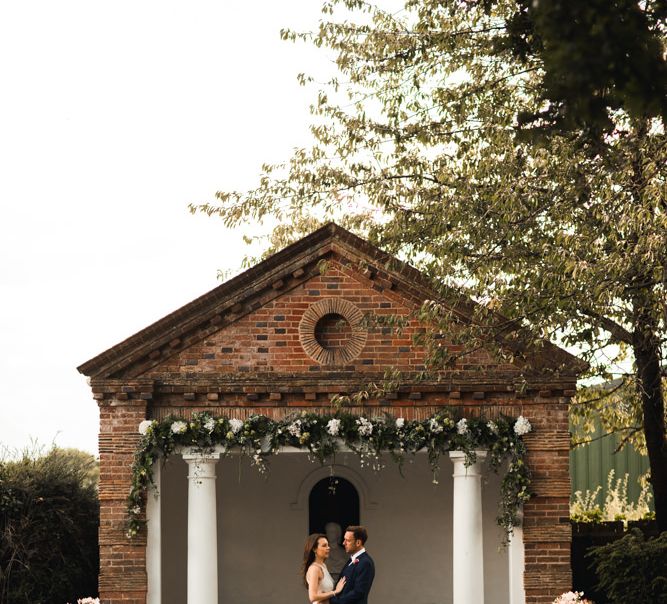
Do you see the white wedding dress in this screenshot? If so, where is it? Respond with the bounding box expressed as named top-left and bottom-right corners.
top-left (312, 562), bottom-right (335, 604)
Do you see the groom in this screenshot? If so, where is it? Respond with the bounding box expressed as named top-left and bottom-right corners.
top-left (330, 526), bottom-right (375, 604)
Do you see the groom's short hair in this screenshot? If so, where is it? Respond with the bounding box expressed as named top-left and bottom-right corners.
top-left (346, 525), bottom-right (368, 544)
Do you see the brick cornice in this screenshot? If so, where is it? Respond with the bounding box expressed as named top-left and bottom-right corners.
top-left (146, 371), bottom-right (576, 388)
top-left (90, 378), bottom-right (155, 402)
top-left (135, 373), bottom-right (576, 407)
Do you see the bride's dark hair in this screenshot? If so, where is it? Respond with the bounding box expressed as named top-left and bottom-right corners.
top-left (301, 533), bottom-right (327, 588)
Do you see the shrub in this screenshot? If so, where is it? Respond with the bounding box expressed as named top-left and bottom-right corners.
top-left (587, 528), bottom-right (667, 603)
top-left (0, 447), bottom-right (99, 604)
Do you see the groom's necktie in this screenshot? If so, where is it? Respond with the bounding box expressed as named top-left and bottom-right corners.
top-left (346, 557), bottom-right (353, 566)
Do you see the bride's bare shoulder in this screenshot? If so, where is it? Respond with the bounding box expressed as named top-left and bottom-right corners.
top-left (307, 563), bottom-right (323, 579)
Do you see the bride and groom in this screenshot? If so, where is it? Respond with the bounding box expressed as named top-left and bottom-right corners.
top-left (302, 525), bottom-right (375, 604)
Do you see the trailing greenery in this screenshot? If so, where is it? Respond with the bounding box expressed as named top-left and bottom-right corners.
top-left (129, 410), bottom-right (532, 541)
top-left (587, 528), bottom-right (667, 603)
top-left (0, 447), bottom-right (99, 604)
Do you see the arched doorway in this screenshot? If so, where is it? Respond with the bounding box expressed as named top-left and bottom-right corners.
top-left (308, 475), bottom-right (359, 535)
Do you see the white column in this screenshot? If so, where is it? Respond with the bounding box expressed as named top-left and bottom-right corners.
top-left (183, 451), bottom-right (221, 604)
top-left (146, 459), bottom-right (162, 604)
top-left (508, 513), bottom-right (526, 604)
top-left (449, 450), bottom-right (487, 604)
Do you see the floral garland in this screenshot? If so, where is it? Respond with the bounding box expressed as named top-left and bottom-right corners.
top-left (128, 411), bottom-right (533, 540)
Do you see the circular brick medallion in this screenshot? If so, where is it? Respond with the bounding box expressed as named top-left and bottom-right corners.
top-left (299, 298), bottom-right (367, 365)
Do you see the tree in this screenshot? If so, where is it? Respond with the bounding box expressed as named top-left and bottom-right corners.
top-left (0, 446), bottom-right (99, 603)
top-left (193, 0), bottom-right (667, 529)
top-left (497, 0), bottom-right (667, 138)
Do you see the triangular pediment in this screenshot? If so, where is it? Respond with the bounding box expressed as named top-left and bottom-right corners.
top-left (78, 223), bottom-right (584, 381)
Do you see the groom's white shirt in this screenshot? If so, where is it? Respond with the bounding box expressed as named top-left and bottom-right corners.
top-left (348, 548), bottom-right (366, 565)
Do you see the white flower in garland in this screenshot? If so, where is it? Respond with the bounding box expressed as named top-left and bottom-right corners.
top-left (229, 418), bottom-right (243, 434)
top-left (395, 417), bottom-right (405, 429)
top-left (288, 419), bottom-right (302, 437)
top-left (456, 418), bottom-right (468, 435)
top-left (356, 417), bottom-right (373, 436)
top-left (514, 416), bottom-right (532, 436)
top-left (138, 420), bottom-right (154, 435)
top-left (252, 449), bottom-right (267, 474)
top-left (204, 417), bottom-right (216, 433)
top-left (170, 420), bottom-right (187, 435)
top-left (487, 420), bottom-right (498, 435)
top-left (326, 418), bottom-right (341, 436)
top-left (429, 418), bottom-right (444, 434)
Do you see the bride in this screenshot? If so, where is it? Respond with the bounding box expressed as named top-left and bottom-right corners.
top-left (302, 533), bottom-right (346, 603)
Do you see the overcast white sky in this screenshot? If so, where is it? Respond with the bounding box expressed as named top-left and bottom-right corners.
top-left (0, 1), bottom-right (345, 456)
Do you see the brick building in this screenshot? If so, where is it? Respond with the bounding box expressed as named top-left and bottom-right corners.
top-left (78, 223), bottom-right (583, 604)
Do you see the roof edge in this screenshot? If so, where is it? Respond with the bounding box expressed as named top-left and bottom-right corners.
top-left (78, 222), bottom-right (587, 379)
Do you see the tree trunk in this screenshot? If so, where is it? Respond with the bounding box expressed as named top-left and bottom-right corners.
top-left (628, 120), bottom-right (666, 531)
top-left (632, 325), bottom-right (667, 532)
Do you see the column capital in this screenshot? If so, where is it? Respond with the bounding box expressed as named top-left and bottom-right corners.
top-left (449, 450), bottom-right (487, 477)
top-left (183, 450), bottom-right (221, 482)
top-left (182, 449), bottom-right (222, 463)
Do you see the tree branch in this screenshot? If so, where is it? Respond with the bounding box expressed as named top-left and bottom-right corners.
top-left (570, 379), bottom-right (629, 406)
top-left (581, 309), bottom-right (633, 345)
top-left (571, 425), bottom-right (641, 448)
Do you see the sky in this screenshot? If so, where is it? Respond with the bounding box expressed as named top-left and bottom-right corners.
top-left (0, 0), bottom-right (341, 457)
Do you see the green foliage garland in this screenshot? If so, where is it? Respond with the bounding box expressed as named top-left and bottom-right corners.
top-left (128, 410), bottom-right (532, 541)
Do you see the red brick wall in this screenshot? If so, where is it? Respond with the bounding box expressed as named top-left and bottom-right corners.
top-left (145, 261), bottom-right (512, 376)
top-left (523, 400), bottom-right (573, 603)
top-left (91, 260), bottom-right (574, 603)
top-left (97, 396), bottom-right (149, 604)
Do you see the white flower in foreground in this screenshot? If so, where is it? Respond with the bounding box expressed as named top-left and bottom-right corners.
top-left (552, 592), bottom-right (590, 604)
top-left (138, 420), bottom-right (154, 435)
top-left (356, 417), bottom-right (373, 436)
top-left (288, 420), bottom-right (302, 437)
top-left (395, 417), bottom-right (405, 429)
top-left (487, 420), bottom-right (498, 435)
top-left (229, 418), bottom-right (244, 434)
top-left (429, 418), bottom-right (444, 434)
top-left (514, 416), bottom-right (532, 436)
top-left (204, 417), bottom-right (216, 433)
top-left (170, 420), bottom-right (187, 435)
top-left (456, 418), bottom-right (468, 435)
top-left (326, 418), bottom-right (341, 436)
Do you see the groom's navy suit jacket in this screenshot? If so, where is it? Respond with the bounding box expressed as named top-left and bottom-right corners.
top-left (330, 551), bottom-right (375, 604)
